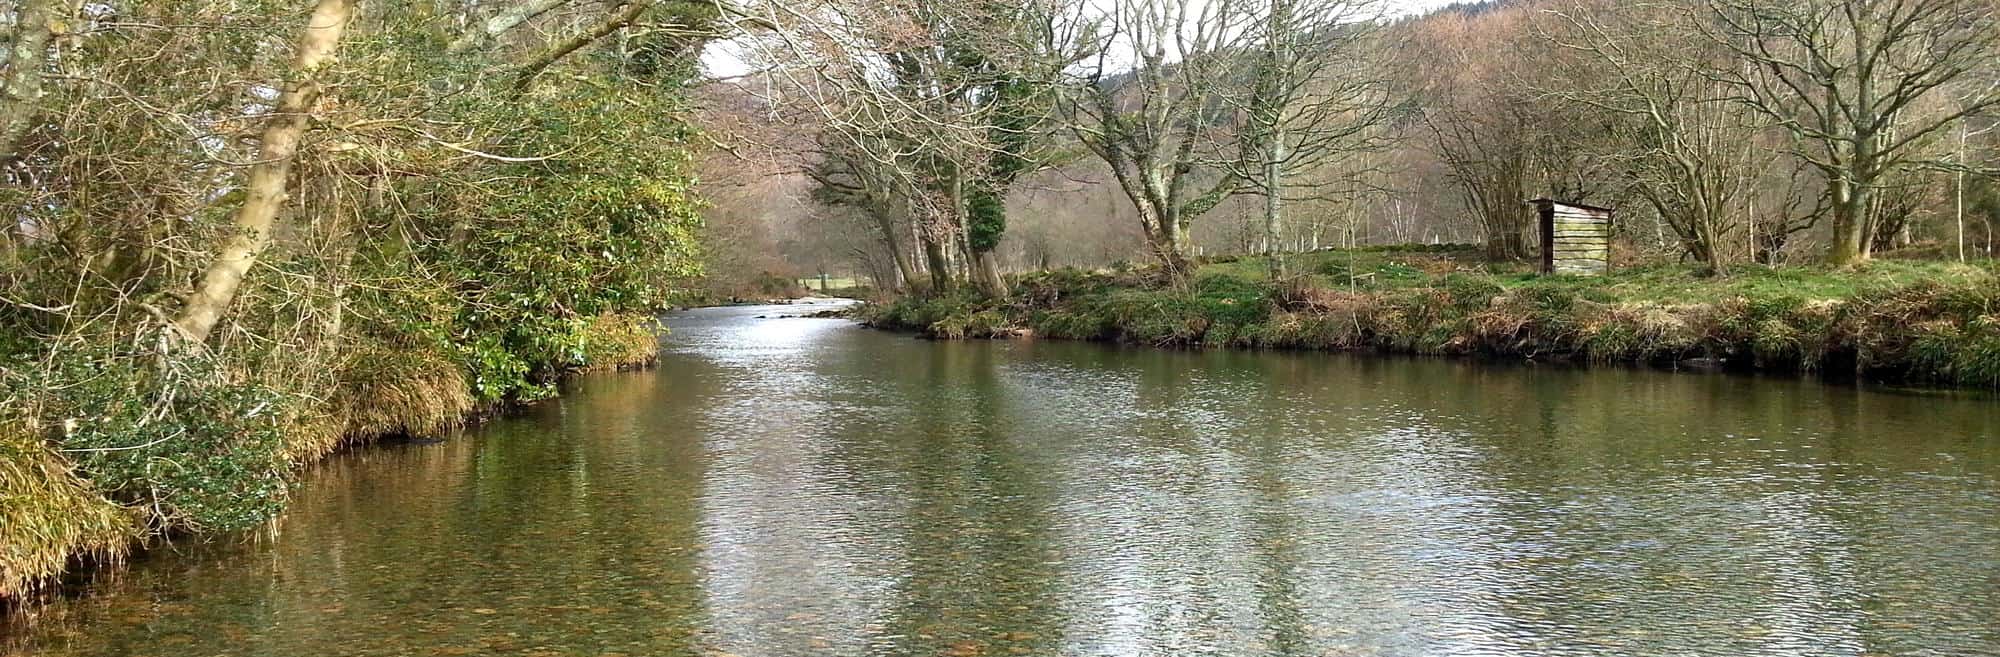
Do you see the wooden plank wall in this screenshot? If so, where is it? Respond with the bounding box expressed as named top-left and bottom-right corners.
top-left (1541, 203), bottom-right (1611, 275)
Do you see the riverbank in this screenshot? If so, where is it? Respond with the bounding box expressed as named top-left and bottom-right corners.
top-left (862, 246), bottom-right (2000, 389)
top-left (0, 313), bottom-right (663, 610)
top-left (10, 302), bottom-right (1998, 657)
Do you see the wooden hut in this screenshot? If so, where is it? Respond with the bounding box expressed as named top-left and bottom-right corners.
top-left (1532, 199), bottom-right (1613, 275)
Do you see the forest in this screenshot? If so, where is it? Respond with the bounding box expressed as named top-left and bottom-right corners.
top-left (2, 0), bottom-right (1999, 615)
top-left (705, 0), bottom-right (2000, 290)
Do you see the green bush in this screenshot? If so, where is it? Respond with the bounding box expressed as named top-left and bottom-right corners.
top-left (13, 346), bottom-right (294, 533)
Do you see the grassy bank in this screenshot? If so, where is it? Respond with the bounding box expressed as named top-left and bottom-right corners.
top-left (863, 246), bottom-right (2000, 388)
top-left (0, 314), bottom-right (662, 606)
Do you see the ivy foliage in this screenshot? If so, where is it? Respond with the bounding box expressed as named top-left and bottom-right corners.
top-left (7, 347), bottom-right (292, 533)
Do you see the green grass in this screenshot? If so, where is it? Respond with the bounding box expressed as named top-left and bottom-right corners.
top-left (865, 246), bottom-right (2000, 389)
top-left (1205, 248), bottom-right (1998, 305)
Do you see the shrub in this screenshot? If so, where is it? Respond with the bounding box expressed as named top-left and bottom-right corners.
top-left (15, 346), bottom-right (294, 533)
top-left (581, 314), bottom-right (663, 370)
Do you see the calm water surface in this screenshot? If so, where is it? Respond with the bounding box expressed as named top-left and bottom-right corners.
top-left (7, 303), bottom-right (2000, 657)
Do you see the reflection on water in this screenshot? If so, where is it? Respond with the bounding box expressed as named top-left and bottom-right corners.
top-left (7, 303), bottom-right (2000, 657)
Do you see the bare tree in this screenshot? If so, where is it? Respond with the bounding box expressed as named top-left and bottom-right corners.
top-left (1051, 0), bottom-right (1260, 276)
top-left (1405, 6), bottom-right (1564, 261)
top-left (1546, 1), bottom-right (1768, 270)
top-left (725, 0), bottom-right (1050, 296)
top-left (1699, 0), bottom-right (2000, 265)
top-left (1223, 0), bottom-right (1397, 277)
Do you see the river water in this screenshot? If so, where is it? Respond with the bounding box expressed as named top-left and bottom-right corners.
top-left (7, 303), bottom-right (2000, 657)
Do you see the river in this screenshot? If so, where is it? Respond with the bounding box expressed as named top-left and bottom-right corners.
top-left (7, 303), bottom-right (2000, 657)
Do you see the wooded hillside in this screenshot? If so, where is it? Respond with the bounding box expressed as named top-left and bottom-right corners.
top-left (698, 0), bottom-right (1999, 290)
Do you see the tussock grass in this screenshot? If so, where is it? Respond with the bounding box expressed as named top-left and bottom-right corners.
top-left (581, 314), bottom-right (663, 371)
top-left (0, 421), bottom-right (136, 601)
top-left (315, 340), bottom-right (476, 456)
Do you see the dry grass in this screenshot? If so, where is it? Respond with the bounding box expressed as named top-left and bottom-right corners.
top-left (308, 341), bottom-right (475, 458)
top-left (581, 314), bottom-right (661, 372)
top-left (0, 420), bottom-right (136, 601)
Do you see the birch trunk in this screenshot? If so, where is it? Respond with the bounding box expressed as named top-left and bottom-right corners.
top-left (174, 0), bottom-right (355, 345)
top-left (1263, 129), bottom-right (1285, 278)
top-left (0, 0), bottom-right (65, 163)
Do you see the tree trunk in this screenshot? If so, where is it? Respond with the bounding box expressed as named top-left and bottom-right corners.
top-left (972, 249), bottom-right (1008, 298)
top-left (869, 207), bottom-right (917, 293)
top-left (1957, 123), bottom-right (1969, 263)
top-left (174, 0), bottom-right (355, 345)
top-left (1825, 178), bottom-right (1869, 266)
top-left (1486, 229), bottom-right (1526, 262)
top-left (0, 0), bottom-right (65, 164)
top-left (1478, 197), bottom-right (1528, 261)
top-left (921, 234), bottom-right (951, 295)
top-left (1263, 132), bottom-right (1286, 278)
top-left (1258, 0), bottom-right (1290, 279)
top-left (1152, 209), bottom-right (1192, 278)
top-left (448, 0), bottom-right (571, 54)
top-left (887, 239), bottom-right (918, 294)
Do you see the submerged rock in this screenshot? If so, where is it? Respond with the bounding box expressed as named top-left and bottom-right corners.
top-left (1678, 357), bottom-right (1727, 371)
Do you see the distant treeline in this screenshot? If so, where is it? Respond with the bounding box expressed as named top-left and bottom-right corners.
top-left (699, 0), bottom-right (1999, 292)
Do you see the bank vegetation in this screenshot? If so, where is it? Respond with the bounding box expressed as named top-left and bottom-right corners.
top-left (864, 248), bottom-right (2000, 389)
top-left (1, 0), bottom-right (718, 605)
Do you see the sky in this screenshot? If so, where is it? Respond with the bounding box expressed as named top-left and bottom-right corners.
top-left (698, 0), bottom-right (1467, 79)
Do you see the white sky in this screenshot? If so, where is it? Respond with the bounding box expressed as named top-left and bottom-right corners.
top-left (699, 0), bottom-right (1468, 79)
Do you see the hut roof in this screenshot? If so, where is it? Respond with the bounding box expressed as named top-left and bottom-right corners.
top-left (1527, 198), bottom-right (1616, 213)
